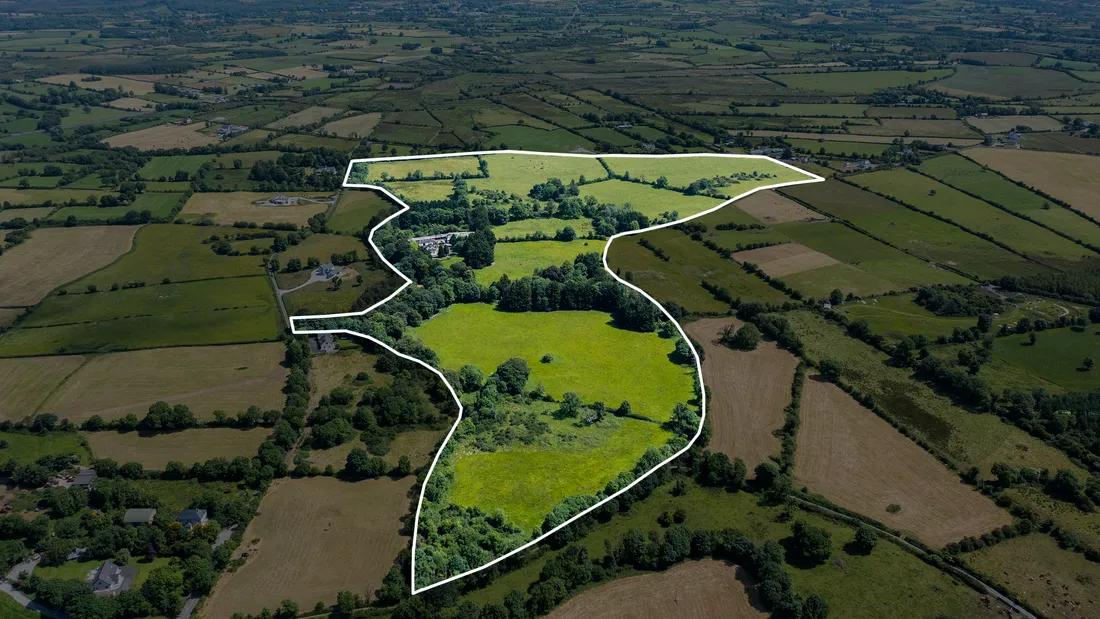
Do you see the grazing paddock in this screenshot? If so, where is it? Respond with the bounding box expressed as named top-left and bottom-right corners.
top-left (493, 217), bottom-right (595, 239)
top-left (180, 192), bottom-right (330, 225)
top-left (0, 356), bottom-right (85, 421)
top-left (933, 65), bottom-right (1084, 99)
top-left (0, 226), bottom-right (138, 306)
top-left (964, 148), bottom-right (1100, 219)
top-left (0, 431), bottom-right (89, 464)
top-left (795, 378), bottom-right (1011, 547)
top-left (38, 73), bottom-right (155, 95)
top-left (266, 106), bottom-right (343, 129)
top-left (309, 429), bottom-right (444, 471)
top-left (474, 153), bottom-right (607, 196)
top-left (0, 188), bottom-right (110, 206)
top-left (103, 122), bottom-right (220, 150)
top-left (39, 343), bottom-right (286, 422)
top-left (85, 428), bottom-right (270, 469)
top-left (732, 243), bottom-right (839, 277)
top-left (104, 97), bottom-right (155, 111)
top-left (321, 112), bottom-right (382, 138)
top-left (578, 179), bottom-right (725, 220)
top-left (683, 318), bottom-right (797, 469)
top-left (966, 116), bottom-right (1066, 133)
top-left (546, 560), bottom-right (767, 619)
top-left (473, 239), bottom-right (606, 283)
top-left (326, 190), bottom-right (394, 235)
top-left (601, 155), bottom-right (811, 195)
top-left (203, 476), bottom-right (414, 617)
top-left (733, 190), bottom-right (818, 223)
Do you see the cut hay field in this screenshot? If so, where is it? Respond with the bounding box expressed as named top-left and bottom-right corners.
top-left (86, 427), bottom-right (269, 468)
top-left (850, 169), bottom-right (1087, 261)
top-left (795, 377), bottom-right (1010, 547)
top-left (38, 73), bottom-right (156, 95)
top-left (203, 476), bottom-right (414, 617)
top-left (473, 239), bottom-right (606, 283)
top-left (493, 217), bottom-right (595, 239)
top-left (0, 356), bottom-right (85, 420)
top-left (578, 179), bottom-right (725, 219)
top-left (964, 148), bottom-right (1100, 219)
top-left (383, 180), bottom-right (455, 202)
top-left (918, 154), bottom-right (1100, 247)
top-left (321, 112), bottom-right (382, 138)
top-left (0, 226), bottom-right (138, 307)
top-left (266, 106), bottom-right (343, 129)
top-left (966, 533), bottom-right (1100, 619)
top-left (415, 305), bottom-right (694, 422)
top-left (733, 190), bottom-right (817, 224)
top-left (103, 122), bottom-right (220, 150)
top-left (683, 318), bottom-right (797, 469)
top-left (357, 155), bottom-right (481, 182)
top-left (545, 560), bottom-right (768, 619)
top-left (180, 192), bottom-right (330, 225)
top-left (39, 343), bottom-right (286, 422)
top-left (601, 155), bottom-right (812, 195)
top-left (138, 154), bottom-right (215, 179)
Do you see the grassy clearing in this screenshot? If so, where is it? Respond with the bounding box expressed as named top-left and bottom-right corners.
top-left (384, 180), bottom-right (455, 202)
top-left (493, 217), bottom-right (595, 239)
top-left (0, 430), bottom-right (89, 464)
top-left (415, 304), bottom-right (694, 422)
top-left (601, 156), bottom-right (811, 195)
top-left (964, 148), bottom-right (1100, 219)
top-left (475, 154), bottom-right (607, 196)
top-left (85, 428), bottom-right (270, 469)
top-left (0, 226), bottom-right (138, 306)
top-left (933, 65), bottom-right (1084, 99)
top-left (578, 179), bottom-right (725, 219)
top-left (836, 293), bottom-right (1023, 342)
top-left (473, 239), bottom-right (606, 283)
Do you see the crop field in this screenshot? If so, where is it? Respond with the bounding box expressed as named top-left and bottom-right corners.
top-left (416, 305), bottom-right (694, 422)
top-left (601, 155), bottom-right (811, 195)
top-left (204, 476), bottom-right (415, 617)
top-left (778, 69), bottom-right (952, 93)
top-left (683, 318), bottom-right (797, 469)
top-left (781, 180), bottom-right (1043, 279)
top-left (732, 190), bottom-right (817, 224)
top-left (578, 178), bottom-right (725, 219)
top-left (0, 429), bottom-right (89, 463)
top-left (180, 192), bottom-right (330, 225)
top-left (485, 126), bottom-right (595, 151)
top-left (85, 427), bottom-right (270, 468)
top-left (0, 356), bottom-right (85, 420)
top-left (138, 154), bottom-right (215, 179)
top-left (964, 148), bottom-right (1100, 219)
top-left (795, 378), bottom-right (1010, 547)
top-left (966, 534), bottom-right (1100, 619)
top-left (38, 342), bottom-right (286, 422)
top-left (103, 122), bottom-right (220, 150)
top-left (358, 155), bottom-right (481, 182)
top-left (545, 560), bottom-right (768, 619)
top-left (266, 106), bottom-right (343, 129)
top-left (933, 65), bottom-right (1084, 99)
top-left (492, 216), bottom-right (595, 239)
top-left (473, 239), bottom-right (606, 283)
top-left (918, 154), bottom-right (1100, 247)
top-left (733, 243), bottom-right (840, 277)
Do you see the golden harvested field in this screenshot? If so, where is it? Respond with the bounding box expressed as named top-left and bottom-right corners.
top-left (104, 98), bottom-right (156, 111)
top-left (38, 73), bottom-right (155, 95)
top-left (732, 243), bottom-right (838, 277)
top-left (0, 356), bottom-right (85, 421)
top-left (546, 560), bottom-right (767, 619)
top-left (732, 190), bottom-right (818, 224)
top-left (0, 226), bottom-right (138, 306)
top-left (203, 476), bottom-right (414, 616)
top-left (39, 343), bottom-right (287, 422)
top-left (964, 148), bottom-right (1100, 218)
top-left (794, 378), bottom-right (1011, 547)
top-left (683, 318), bottom-right (797, 469)
top-left (322, 112), bottom-right (382, 138)
top-left (179, 192), bottom-right (330, 225)
top-left (103, 122), bottom-right (220, 150)
top-left (266, 106), bottom-right (343, 129)
top-left (85, 428), bottom-right (270, 469)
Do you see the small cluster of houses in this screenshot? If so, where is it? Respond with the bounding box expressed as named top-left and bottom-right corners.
top-left (411, 231), bottom-right (471, 257)
top-left (216, 124), bottom-right (249, 139)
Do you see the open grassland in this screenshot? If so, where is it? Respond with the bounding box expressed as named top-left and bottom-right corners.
top-left (327, 190), bottom-right (391, 235)
top-left (0, 226), bottom-right (138, 306)
top-left (0, 356), bottom-right (85, 420)
top-left (683, 318), bottom-right (796, 469)
top-left (265, 106), bottom-right (343, 129)
top-left (473, 239), bottom-right (606, 283)
top-left (39, 343), bottom-right (286, 422)
top-left (601, 156), bottom-right (811, 195)
top-left (850, 118), bottom-right (979, 138)
top-left (415, 305), bottom-right (695, 422)
top-left (0, 430), bottom-right (89, 464)
top-left (485, 126), bottom-right (595, 152)
top-left (384, 179), bottom-right (455, 202)
top-left (850, 169), bottom-right (1088, 261)
top-left (204, 476), bottom-right (414, 617)
top-left (359, 155), bottom-right (481, 182)
top-left (49, 192), bottom-right (183, 222)
top-left (964, 148), bottom-right (1100, 219)
top-left (493, 217), bottom-right (595, 239)
top-left (451, 416), bottom-right (672, 531)
top-left (781, 180), bottom-right (1044, 279)
top-left (70, 224), bottom-right (265, 290)
top-left (778, 69), bottom-right (952, 93)
top-left (578, 179), bottom-right (724, 219)
top-left (0, 207), bottom-right (53, 222)
top-left (990, 327), bottom-right (1100, 392)
top-left (103, 122), bottom-right (219, 150)
top-left (138, 154), bottom-right (215, 179)
top-left (733, 190), bottom-right (818, 224)
top-left (606, 239), bottom-right (731, 314)
top-left (933, 65), bottom-right (1084, 99)
top-left (966, 533), bottom-right (1100, 619)
top-left (786, 138), bottom-right (891, 157)
top-left (545, 560), bottom-right (768, 619)
top-left (85, 428), bottom-right (270, 469)
top-left (38, 73), bottom-right (156, 94)
top-left (796, 378), bottom-right (1010, 547)
top-left (918, 154), bottom-right (1100, 247)
top-left (180, 192), bottom-right (330, 225)
top-left (475, 153), bottom-right (607, 196)
top-left (785, 311), bottom-right (1080, 477)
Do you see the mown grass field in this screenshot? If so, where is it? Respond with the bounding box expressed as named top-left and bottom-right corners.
top-left (473, 239), bottom-right (606, 283)
top-left (0, 356), bottom-right (85, 420)
top-left (327, 189), bottom-right (392, 234)
top-left (492, 217), bottom-right (596, 239)
top-left (0, 430), bottom-right (90, 464)
top-left (85, 427), bottom-right (270, 469)
top-left (578, 179), bottom-right (725, 219)
top-left (415, 304), bottom-right (695, 422)
top-left (138, 154), bottom-right (216, 179)
top-left (49, 192), bottom-right (183, 222)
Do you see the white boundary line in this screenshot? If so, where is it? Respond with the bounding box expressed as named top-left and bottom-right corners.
top-left (289, 150), bottom-right (824, 594)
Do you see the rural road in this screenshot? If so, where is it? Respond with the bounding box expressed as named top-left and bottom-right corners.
top-left (790, 497), bottom-right (1038, 619)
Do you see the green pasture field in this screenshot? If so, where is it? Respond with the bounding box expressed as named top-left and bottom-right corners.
top-left (70, 224), bottom-right (266, 290)
top-left (0, 162), bottom-right (79, 180)
top-left (0, 304), bottom-right (281, 356)
top-left (786, 138), bottom-right (891, 157)
top-left (777, 69), bottom-right (952, 93)
top-left (933, 65), bottom-right (1085, 99)
top-left (414, 304), bottom-right (695, 422)
top-left (850, 168), bottom-right (1088, 261)
top-left (49, 192), bottom-right (182, 222)
top-left (779, 262), bottom-right (898, 298)
top-left (327, 190), bottom-right (392, 234)
top-left (848, 119), bottom-right (979, 139)
top-left (835, 293), bottom-right (1051, 342)
top-left (484, 126), bottom-right (595, 152)
top-left (213, 151), bottom-right (282, 168)
top-left (0, 430), bottom-right (90, 464)
top-left (271, 133), bottom-right (359, 150)
top-left (0, 188), bottom-right (110, 206)
top-left (474, 153), bottom-right (607, 196)
top-left (917, 154), bottom-right (1100, 247)
top-left (866, 106), bottom-right (958, 119)
top-left (384, 110), bottom-right (440, 126)
top-left (433, 99), bottom-right (555, 133)
top-left (1037, 56), bottom-right (1098, 71)
top-left (785, 310), bottom-right (1079, 476)
top-left (385, 180), bottom-right (455, 203)
top-left (781, 181), bottom-right (1045, 279)
top-left (466, 481), bottom-right (998, 619)
top-left (206, 104), bottom-right (288, 128)
top-left (499, 93), bottom-right (590, 128)
top-left (59, 105), bottom-right (132, 127)
top-left (472, 239), bottom-right (606, 283)
top-left (359, 156), bottom-right (481, 182)
top-left (577, 127), bottom-right (638, 146)
top-left (492, 217), bottom-right (595, 239)
top-left (734, 103), bottom-right (869, 117)
top-left (0, 206), bottom-right (52, 222)
top-left (571, 90), bottom-right (655, 116)
top-left (21, 276), bottom-right (275, 328)
top-left (601, 155), bottom-right (812, 195)
top-left (282, 265), bottom-right (374, 316)
top-left (578, 178), bottom-right (725, 219)
top-left (989, 326), bottom-right (1100, 392)
top-left (1004, 486), bottom-right (1100, 549)
top-left (138, 154), bottom-right (216, 179)
top-left (369, 122), bottom-right (439, 145)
